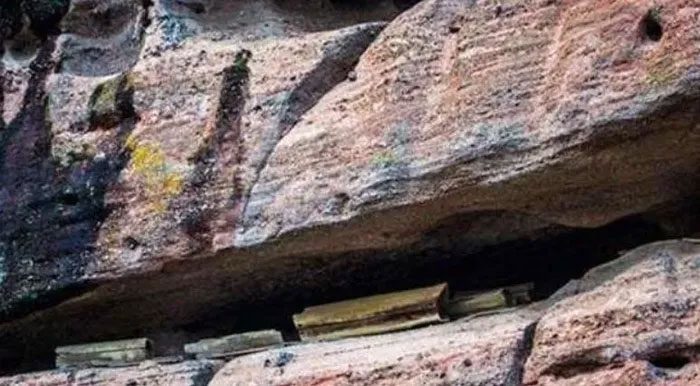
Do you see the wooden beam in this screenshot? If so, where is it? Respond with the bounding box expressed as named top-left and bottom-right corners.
top-left (184, 330), bottom-right (284, 359)
top-left (55, 338), bottom-right (152, 369)
top-left (293, 283), bottom-right (448, 342)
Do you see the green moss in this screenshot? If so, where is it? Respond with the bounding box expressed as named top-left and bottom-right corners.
top-left (53, 142), bottom-right (97, 168)
top-left (231, 49), bottom-right (253, 81)
top-left (646, 57), bottom-right (678, 88)
top-left (646, 69), bottom-right (676, 87)
top-left (649, 5), bottom-right (663, 24)
top-left (88, 74), bottom-right (132, 129)
top-left (371, 150), bottom-right (399, 169)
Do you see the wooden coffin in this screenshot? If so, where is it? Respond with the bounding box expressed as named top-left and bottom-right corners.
top-left (55, 338), bottom-right (152, 369)
top-left (446, 289), bottom-right (511, 318)
top-left (293, 283), bottom-right (448, 342)
top-left (446, 282), bottom-right (534, 318)
top-left (184, 330), bottom-right (284, 359)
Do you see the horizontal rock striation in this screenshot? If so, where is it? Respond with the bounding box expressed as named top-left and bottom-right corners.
top-left (1, 0), bottom-right (700, 380)
top-left (4, 239), bottom-right (699, 384)
top-left (524, 239), bottom-right (700, 385)
top-left (210, 308), bottom-right (539, 386)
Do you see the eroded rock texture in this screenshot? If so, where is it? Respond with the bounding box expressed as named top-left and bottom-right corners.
top-left (525, 240), bottom-right (700, 385)
top-left (0, 360), bottom-right (223, 386)
top-left (1, 0), bottom-right (700, 381)
top-left (210, 309), bottom-right (538, 386)
top-left (237, 0), bottom-right (700, 254)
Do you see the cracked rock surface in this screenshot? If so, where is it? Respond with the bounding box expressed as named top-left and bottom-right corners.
top-left (1, 0), bottom-right (700, 383)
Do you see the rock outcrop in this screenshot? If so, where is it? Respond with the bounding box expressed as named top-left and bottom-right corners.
top-left (1, 0), bottom-right (700, 382)
top-left (4, 239), bottom-right (698, 385)
top-left (205, 240), bottom-right (700, 386)
top-left (209, 308), bottom-right (538, 386)
top-left (237, 0), bottom-right (700, 254)
top-left (524, 239), bottom-right (700, 385)
top-left (0, 360), bottom-right (223, 386)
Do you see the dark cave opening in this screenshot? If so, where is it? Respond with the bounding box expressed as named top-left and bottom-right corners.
top-left (0, 207), bottom-right (690, 376)
top-left (194, 212), bottom-right (668, 340)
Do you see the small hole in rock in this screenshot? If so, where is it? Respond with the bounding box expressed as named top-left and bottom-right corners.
top-left (640, 9), bottom-right (663, 42)
top-left (650, 355), bottom-right (690, 370)
top-left (124, 236), bottom-right (140, 250)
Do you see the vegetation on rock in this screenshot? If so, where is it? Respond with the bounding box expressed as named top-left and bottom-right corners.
top-left (88, 74), bottom-right (134, 129)
top-left (125, 135), bottom-right (185, 213)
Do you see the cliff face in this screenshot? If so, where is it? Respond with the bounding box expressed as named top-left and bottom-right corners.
top-left (1, 0), bottom-right (700, 384)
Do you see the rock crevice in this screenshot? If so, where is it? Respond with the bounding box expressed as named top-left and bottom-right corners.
top-left (1, 0), bottom-right (700, 382)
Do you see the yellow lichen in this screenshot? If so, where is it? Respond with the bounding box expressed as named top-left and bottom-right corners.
top-left (646, 68), bottom-right (677, 87)
top-left (645, 56), bottom-right (679, 88)
top-left (125, 136), bottom-right (184, 212)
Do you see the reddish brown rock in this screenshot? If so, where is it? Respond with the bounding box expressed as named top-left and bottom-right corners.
top-left (210, 309), bottom-right (538, 386)
top-left (88, 22), bottom-right (386, 278)
top-left (236, 0), bottom-right (700, 256)
top-left (0, 360), bottom-right (223, 386)
top-left (57, 0), bottom-right (147, 76)
top-left (0, 17), bottom-right (386, 369)
top-left (1, 0), bottom-right (700, 377)
top-left (524, 240), bottom-right (700, 385)
top-left (532, 360), bottom-right (700, 386)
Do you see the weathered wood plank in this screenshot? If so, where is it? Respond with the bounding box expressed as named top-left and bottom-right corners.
top-left (445, 282), bottom-right (534, 319)
top-left (55, 338), bottom-right (152, 369)
top-left (56, 338), bottom-right (151, 355)
top-left (184, 330), bottom-right (284, 359)
top-left (293, 283), bottom-right (448, 342)
top-left (446, 289), bottom-right (511, 318)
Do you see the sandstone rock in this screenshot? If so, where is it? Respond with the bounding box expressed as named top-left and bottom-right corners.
top-left (210, 308), bottom-right (538, 386)
top-left (524, 240), bottom-right (700, 385)
top-left (236, 0), bottom-right (700, 256)
top-left (0, 18), bottom-right (386, 367)
top-left (88, 22), bottom-right (386, 279)
top-left (531, 361), bottom-right (700, 386)
top-left (0, 360), bottom-right (223, 386)
top-left (58, 0), bottom-right (147, 76)
top-left (1, 0), bottom-right (700, 377)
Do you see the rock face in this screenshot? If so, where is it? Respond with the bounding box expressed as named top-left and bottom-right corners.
top-left (205, 240), bottom-right (700, 386)
top-left (0, 360), bottom-right (223, 386)
top-left (0, 239), bottom-right (691, 385)
top-left (524, 239), bottom-right (700, 385)
top-left (1, 0), bottom-right (700, 381)
top-left (237, 0), bottom-right (700, 254)
top-left (210, 308), bottom-right (539, 386)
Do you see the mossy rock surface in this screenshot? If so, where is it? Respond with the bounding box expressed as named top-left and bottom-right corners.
top-left (88, 74), bottom-right (133, 129)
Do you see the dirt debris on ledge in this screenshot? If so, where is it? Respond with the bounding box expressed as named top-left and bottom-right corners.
top-left (1, 0), bottom-right (700, 383)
